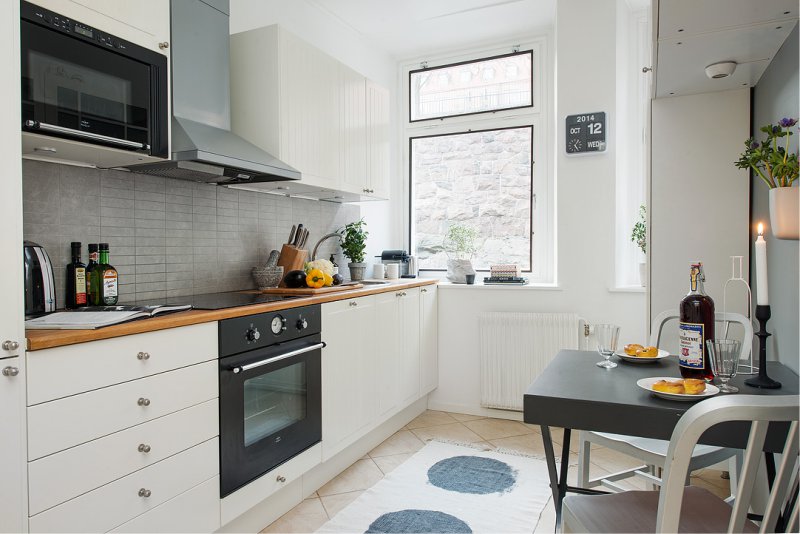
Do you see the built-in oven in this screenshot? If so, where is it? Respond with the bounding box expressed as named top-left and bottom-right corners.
top-left (20, 1), bottom-right (168, 158)
top-left (218, 305), bottom-right (323, 497)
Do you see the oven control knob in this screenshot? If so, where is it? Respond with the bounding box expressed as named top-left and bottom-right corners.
top-left (246, 327), bottom-right (261, 342)
top-left (296, 318), bottom-right (308, 330)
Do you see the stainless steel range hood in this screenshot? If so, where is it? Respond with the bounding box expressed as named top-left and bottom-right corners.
top-left (127, 0), bottom-right (299, 184)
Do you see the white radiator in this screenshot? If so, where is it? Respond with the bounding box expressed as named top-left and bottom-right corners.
top-left (479, 312), bottom-right (583, 411)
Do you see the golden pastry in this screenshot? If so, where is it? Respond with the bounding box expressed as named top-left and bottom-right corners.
top-left (636, 346), bottom-right (659, 358)
top-left (624, 343), bottom-right (644, 356)
top-left (652, 380), bottom-right (685, 394)
top-left (682, 379), bottom-right (706, 395)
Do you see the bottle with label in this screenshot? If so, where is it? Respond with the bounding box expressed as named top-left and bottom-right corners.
top-left (85, 243), bottom-right (99, 304)
top-left (97, 243), bottom-right (119, 305)
top-left (679, 262), bottom-right (715, 380)
top-left (329, 254), bottom-right (339, 275)
top-left (65, 242), bottom-right (87, 309)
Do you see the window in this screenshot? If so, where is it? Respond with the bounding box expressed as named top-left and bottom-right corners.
top-left (411, 126), bottom-right (533, 270)
top-left (405, 40), bottom-right (551, 282)
top-left (409, 51), bottom-right (533, 122)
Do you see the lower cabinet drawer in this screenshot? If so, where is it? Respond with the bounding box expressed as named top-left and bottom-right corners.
top-left (28, 360), bottom-right (217, 460)
top-left (29, 438), bottom-right (219, 533)
top-left (111, 477), bottom-right (220, 533)
top-left (220, 442), bottom-right (322, 526)
top-left (28, 399), bottom-right (219, 515)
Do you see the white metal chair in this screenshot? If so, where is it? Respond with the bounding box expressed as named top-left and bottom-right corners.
top-left (578, 312), bottom-right (754, 494)
top-left (563, 394), bottom-right (799, 533)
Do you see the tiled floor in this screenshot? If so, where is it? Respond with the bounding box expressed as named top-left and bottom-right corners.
top-left (261, 410), bottom-right (731, 533)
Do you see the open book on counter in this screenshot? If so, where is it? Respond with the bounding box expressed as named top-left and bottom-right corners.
top-left (25, 304), bottom-right (192, 330)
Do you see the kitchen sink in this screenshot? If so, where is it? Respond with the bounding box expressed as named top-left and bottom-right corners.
top-left (352, 280), bottom-right (390, 285)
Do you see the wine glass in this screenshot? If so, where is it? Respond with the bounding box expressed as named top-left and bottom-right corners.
top-left (707, 339), bottom-right (741, 393)
top-left (595, 324), bottom-right (620, 369)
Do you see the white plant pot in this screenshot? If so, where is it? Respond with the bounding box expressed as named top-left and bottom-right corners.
top-left (638, 262), bottom-right (646, 287)
top-left (769, 187), bottom-right (799, 240)
top-left (446, 259), bottom-right (476, 284)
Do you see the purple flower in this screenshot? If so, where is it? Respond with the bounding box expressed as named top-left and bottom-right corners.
top-left (772, 125), bottom-right (781, 134)
top-left (779, 117), bottom-right (798, 128)
top-left (750, 141), bottom-right (760, 149)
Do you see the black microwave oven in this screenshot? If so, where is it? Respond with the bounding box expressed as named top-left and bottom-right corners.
top-left (20, 1), bottom-right (168, 158)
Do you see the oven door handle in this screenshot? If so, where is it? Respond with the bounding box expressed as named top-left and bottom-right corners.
top-left (231, 342), bottom-right (326, 374)
top-left (24, 120), bottom-right (151, 151)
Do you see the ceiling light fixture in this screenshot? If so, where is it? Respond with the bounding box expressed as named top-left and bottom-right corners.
top-left (705, 61), bottom-right (737, 79)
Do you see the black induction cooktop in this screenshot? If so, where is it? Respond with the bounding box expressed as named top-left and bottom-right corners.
top-left (154, 292), bottom-right (302, 310)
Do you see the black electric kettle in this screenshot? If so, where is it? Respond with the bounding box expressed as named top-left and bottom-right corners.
top-left (24, 241), bottom-right (56, 318)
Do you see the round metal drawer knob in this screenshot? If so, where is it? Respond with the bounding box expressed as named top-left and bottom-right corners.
top-left (138, 488), bottom-right (152, 498)
top-left (137, 397), bottom-right (151, 407)
top-left (349, 301), bottom-right (358, 307)
top-left (276, 475), bottom-right (286, 483)
top-left (2, 366), bottom-right (19, 377)
top-left (138, 443), bottom-right (151, 453)
top-left (2, 340), bottom-right (20, 351)
top-left (137, 351), bottom-right (150, 360)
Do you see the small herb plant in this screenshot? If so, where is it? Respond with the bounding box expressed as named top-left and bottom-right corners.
top-left (340, 219), bottom-right (368, 264)
top-left (735, 118), bottom-right (798, 188)
top-left (444, 223), bottom-right (478, 260)
top-left (631, 204), bottom-right (646, 255)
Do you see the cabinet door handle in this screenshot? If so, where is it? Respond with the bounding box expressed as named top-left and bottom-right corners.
top-left (138, 443), bottom-right (151, 453)
top-left (158, 41), bottom-right (169, 49)
top-left (421, 288), bottom-right (427, 293)
top-left (349, 301), bottom-right (358, 307)
top-left (276, 475), bottom-right (286, 483)
top-left (138, 488), bottom-right (152, 498)
top-left (2, 340), bottom-right (19, 351)
top-left (2, 366), bottom-right (19, 377)
top-left (137, 351), bottom-right (150, 360)
top-left (137, 397), bottom-right (151, 406)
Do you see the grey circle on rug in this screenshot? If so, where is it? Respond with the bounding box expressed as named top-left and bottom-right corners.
top-left (427, 455), bottom-right (517, 495)
top-left (365, 510), bottom-right (472, 533)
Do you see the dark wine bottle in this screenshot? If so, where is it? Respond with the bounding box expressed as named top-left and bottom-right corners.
top-left (98, 243), bottom-right (119, 305)
top-left (679, 262), bottom-right (715, 380)
top-left (65, 242), bottom-right (87, 309)
top-left (85, 243), bottom-right (99, 305)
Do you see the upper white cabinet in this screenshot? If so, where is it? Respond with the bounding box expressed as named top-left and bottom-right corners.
top-left (230, 25), bottom-right (390, 200)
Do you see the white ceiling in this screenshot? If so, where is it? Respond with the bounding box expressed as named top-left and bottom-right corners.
top-left (301, 0), bottom-right (555, 59)
top-left (655, 0), bottom-right (799, 97)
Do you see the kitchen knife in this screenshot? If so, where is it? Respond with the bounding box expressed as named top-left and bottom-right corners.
top-left (299, 229), bottom-right (310, 249)
top-left (287, 225), bottom-right (297, 246)
top-left (294, 224), bottom-right (304, 246)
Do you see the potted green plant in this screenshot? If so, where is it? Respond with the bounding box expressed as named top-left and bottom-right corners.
top-left (630, 204), bottom-right (647, 286)
top-left (443, 223), bottom-right (478, 283)
top-left (340, 219), bottom-right (369, 281)
top-left (736, 118), bottom-right (799, 239)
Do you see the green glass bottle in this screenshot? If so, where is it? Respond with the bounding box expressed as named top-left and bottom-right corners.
top-left (91, 243), bottom-right (119, 305)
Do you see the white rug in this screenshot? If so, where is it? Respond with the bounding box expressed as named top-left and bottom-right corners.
top-left (317, 441), bottom-right (552, 533)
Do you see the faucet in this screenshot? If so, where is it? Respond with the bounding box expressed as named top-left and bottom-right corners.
top-left (311, 232), bottom-right (342, 261)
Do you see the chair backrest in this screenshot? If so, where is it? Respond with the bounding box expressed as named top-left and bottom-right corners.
top-left (650, 310), bottom-right (754, 363)
top-left (656, 395), bottom-right (799, 533)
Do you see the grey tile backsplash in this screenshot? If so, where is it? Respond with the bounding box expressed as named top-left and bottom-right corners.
top-left (23, 160), bottom-right (359, 305)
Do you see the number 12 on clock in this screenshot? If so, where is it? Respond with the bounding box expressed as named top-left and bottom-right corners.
top-left (565, 112), bottom-right (607, 155)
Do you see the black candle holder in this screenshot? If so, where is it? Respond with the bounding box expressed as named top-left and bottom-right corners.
top-left (744, 305), bottom-right (781, 389)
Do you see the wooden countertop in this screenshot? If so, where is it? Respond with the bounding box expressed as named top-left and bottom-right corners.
top-left (26, 279), bottom-right (437, 351)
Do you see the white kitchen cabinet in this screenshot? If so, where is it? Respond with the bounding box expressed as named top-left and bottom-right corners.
top-left (366, 81), bottom-right (391, 200)
top-left (374, 291), bottom-right (400, 419)
top-left (230, 25), bottom-right (390, 201)
top-left (419, 285), bottom-right (439, 396)
top-left (0, 0), bottom-right (26, 531)
top-left (321, 297), bottom-right (378, 460)
top-left (397, 288), bottom-right (421, 406)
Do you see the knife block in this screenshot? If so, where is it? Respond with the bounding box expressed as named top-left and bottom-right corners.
top-left (276, 245), bottom-right (308, 287)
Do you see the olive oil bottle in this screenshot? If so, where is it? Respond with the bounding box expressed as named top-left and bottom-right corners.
top-left (90, 243), bottom-right (119, 305)
top-left (85, 243), bottom-right (99, 304)
top-left (65, 242), bottom-right (87, 309)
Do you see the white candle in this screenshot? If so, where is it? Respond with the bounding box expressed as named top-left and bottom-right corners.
top-left (755, 223), bottom-right (769, 306)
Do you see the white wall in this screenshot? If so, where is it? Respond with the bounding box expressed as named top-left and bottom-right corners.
top-left (229, 0), bottom-right (400, 261)
top-left (429, 0), bottom-right (647, 417)
top-left (650, 89), bottom-right (751, 343)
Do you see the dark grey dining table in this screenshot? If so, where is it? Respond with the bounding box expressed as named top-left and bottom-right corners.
top-left (523, 350), bottom-right (799, 524)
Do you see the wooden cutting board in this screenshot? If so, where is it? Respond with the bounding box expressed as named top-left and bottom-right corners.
top-left (255, 283), bottom-right (364, 295)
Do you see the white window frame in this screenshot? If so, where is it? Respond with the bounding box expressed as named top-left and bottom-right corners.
top-left (401, 36), bottom-right (553, 283)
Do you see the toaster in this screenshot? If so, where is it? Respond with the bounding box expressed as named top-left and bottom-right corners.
top-left (24, 241), bottom-right (56, 318)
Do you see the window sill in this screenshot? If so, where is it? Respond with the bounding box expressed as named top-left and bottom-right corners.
top-left (608, 286), bottom-right (646, 293)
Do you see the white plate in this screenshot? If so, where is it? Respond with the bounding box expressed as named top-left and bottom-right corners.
top-left (614, 348), bottom-right (670, 363)
top-left (637, 377), bottom-right (720, 401)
